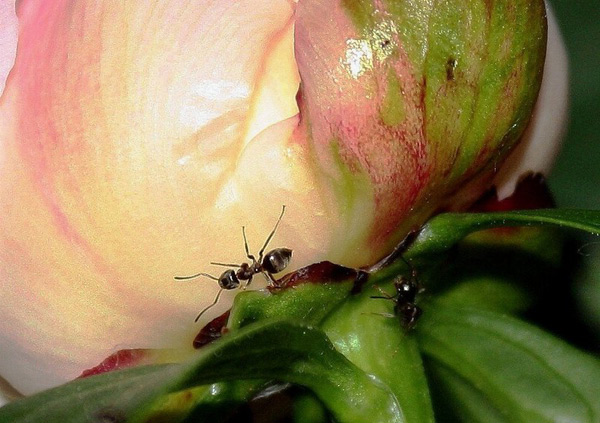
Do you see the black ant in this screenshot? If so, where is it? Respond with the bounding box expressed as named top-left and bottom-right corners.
top-left (371, 257), bottom-right (423, 330)
top-left (175, 206), bottom-right (292, 322)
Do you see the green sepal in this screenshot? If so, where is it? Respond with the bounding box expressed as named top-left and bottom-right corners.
top-left (418, 303), bottom-right (600, 422)
top-left (0, 320), bottom-right (403, 423)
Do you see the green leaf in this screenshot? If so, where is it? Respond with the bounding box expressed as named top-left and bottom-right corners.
top-left (228, 279), bottom-right (355, 330)
top-left (409, 209), bottom-right (600, 258)
top-left (433, 278), bottom-right (531, 315)
top-left (0, 364), bottom-right (179, 423)
top-left (417, 303), bottom-right (600, 422)
top-left (175, 265), bottom-right (359, 419)
top-left (172, 320), bottom-right (403, 423)
top-left (228, 272), bottom-right (435, 423)
top-left (0, 320), bottom-right (402, 423)
top-left (292, 392), bottom-right (330, 423)
top-left (321, 276), bottom-right (435, 423)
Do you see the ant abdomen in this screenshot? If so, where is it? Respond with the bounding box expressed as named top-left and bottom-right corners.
top-left (262, 248), bottom-right (293, 274)
top-left (396, 302), bottom-right (422, 329)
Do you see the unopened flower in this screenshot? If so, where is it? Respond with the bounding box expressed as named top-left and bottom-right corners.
top-left (0, 0), bottom-right (566, 395)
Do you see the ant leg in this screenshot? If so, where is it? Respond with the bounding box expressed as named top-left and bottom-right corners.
top-left (210, 261), bottom-right (241, 268)
top-left (240, 275), bottom-right (253, 290)
top-left (261, 271), bottom-right (277, 286)
top-left (370, 284), bottom-right (394, 300)
top-left (363, 312), bottom-right (396, 319)
top-left (257, 205), bottom-right (286, 262)
top-left (194, 288), bottom-right (224, 322)
top-left (174, 272), bottom-right (219, 281)
top-left (242, 226), bottom-right (257, 262)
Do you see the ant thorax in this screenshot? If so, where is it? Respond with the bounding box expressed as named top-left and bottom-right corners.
top-left (236, 262), bottom-right (259, 283)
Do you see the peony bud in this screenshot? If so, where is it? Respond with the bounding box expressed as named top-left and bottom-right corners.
top-left (0, 0), bottom-right (565, 395)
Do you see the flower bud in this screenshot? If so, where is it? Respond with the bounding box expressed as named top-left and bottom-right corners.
top-left (0, 0), bottom-right (561, 395)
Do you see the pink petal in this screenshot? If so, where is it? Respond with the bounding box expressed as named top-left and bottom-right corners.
top-left (295, 0), bottom-right (430, 250)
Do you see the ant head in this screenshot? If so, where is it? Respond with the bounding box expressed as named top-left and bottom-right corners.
top-left (262, 248), bottom-right (292, 274)
top-left (218, 269), bottom-right (240, 290)
top-left (394, 276), bottom-right (411, 290)
top-left (394, 276), bottom-right (418, 303)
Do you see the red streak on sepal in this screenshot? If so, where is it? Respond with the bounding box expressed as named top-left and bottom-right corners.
top-left (78, 349), bottom-right (149, 378)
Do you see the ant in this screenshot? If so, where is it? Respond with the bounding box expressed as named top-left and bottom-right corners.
top-left (175, 205), bottom-right (292, 322)
top-left (370, 257), bottom-right (423, 330)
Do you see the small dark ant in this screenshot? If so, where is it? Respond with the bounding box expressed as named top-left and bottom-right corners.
top-left (446, 57), bottom-right (458, 81)
top-left (175, 205), bottom-right (292, 322)
top-left (371, 257), bottom-right (423, 330)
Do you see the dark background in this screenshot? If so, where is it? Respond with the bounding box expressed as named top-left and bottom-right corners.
top-left (547, 0), bottom-right (600, 342)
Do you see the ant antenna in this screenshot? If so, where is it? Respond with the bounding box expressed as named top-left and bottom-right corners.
top-left (370, 284), bottom-right (394, 300)
top-left (399, 255), bottom-right (411, 269)
top-left (258, 205), bottom-right (286, 260)
top-left (174, 272), bottom-right (219, 281)
top-left (399, 255), bottom-right (417, 277)
top-left (194, 288), bottom-right (225, 322)
top-left (242, 226), bottom-right (257, 262)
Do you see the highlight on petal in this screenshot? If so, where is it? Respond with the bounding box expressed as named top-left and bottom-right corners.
top-left (0, 0), bottom-right (17, 97)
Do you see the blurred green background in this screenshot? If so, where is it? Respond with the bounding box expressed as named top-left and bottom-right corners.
top-left (550, 0), bottom-right (600, 208)
top-left (547, 1), bottom-right (600, 344)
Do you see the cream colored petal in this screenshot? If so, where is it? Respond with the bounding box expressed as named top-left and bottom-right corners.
top-left (0, 0), bottom-right (310, 394)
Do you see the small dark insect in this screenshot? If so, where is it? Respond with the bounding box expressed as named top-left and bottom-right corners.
top-left (175, 205), bottom-right (292, 322)
top-left (380, 39), bottom-right (391, 48)
top-left (446, 57), bottom-right (458, 81)
top-left (371, 257), bottom-right (423, 330)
